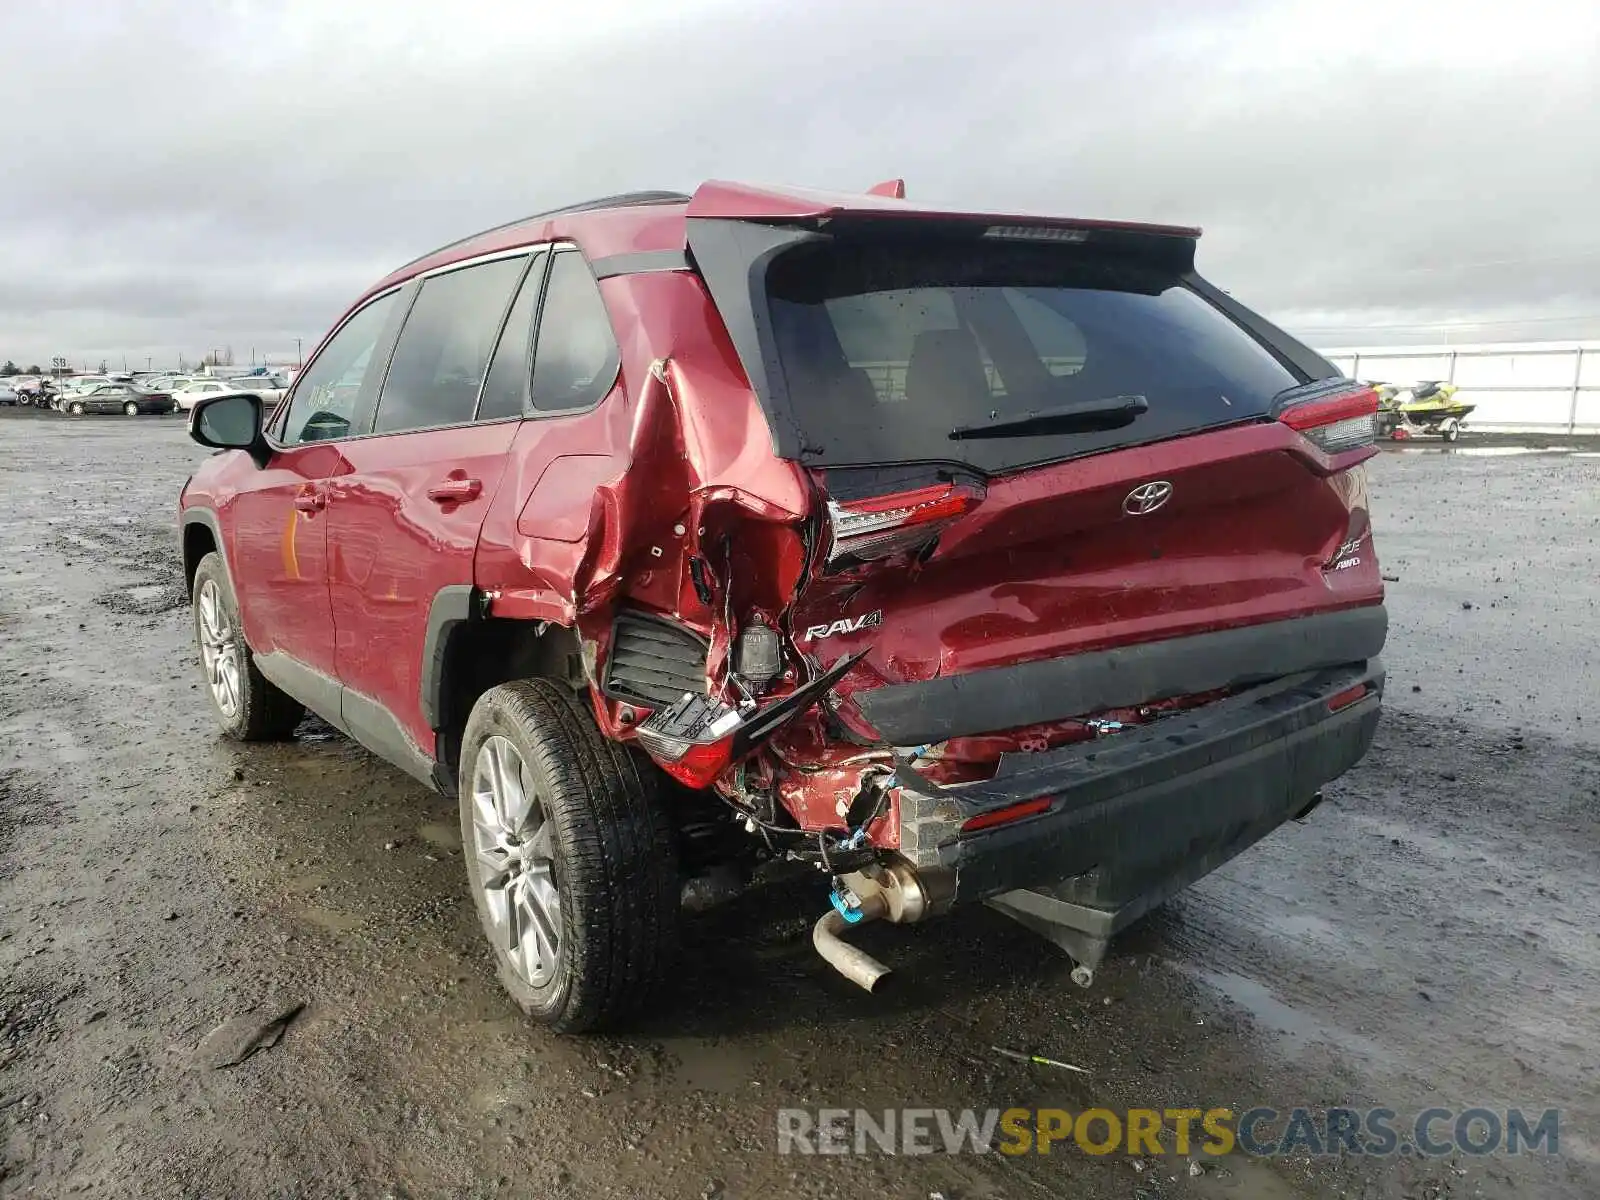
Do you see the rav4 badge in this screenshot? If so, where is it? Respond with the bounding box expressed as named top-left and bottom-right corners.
top-left (804, 610), bottom-right (883, 641)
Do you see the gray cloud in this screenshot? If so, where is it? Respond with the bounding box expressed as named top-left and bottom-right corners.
top-left (2, 0), bottom-right (1597, 367)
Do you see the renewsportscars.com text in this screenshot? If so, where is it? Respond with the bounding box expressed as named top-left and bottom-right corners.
top-left (776, 1106), bottom-right (1561, 1158)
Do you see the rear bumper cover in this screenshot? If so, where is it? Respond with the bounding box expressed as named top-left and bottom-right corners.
top-left (853, 605), bottom-right (1388, 745)
top-left (895, 660), bottom-right (1384, 920)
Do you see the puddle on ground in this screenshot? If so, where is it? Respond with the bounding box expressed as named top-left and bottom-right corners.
top-left (1259, 910), bottom-right (1341, 943)
top-left (417, 822), bottom-right (461, 850)
top-left (297, 905), bottom-right (365, 934)
top-left (1187, 967), bottom-right (1387, 1063)
top-left (658, 1037), bottom-right (764, 1094)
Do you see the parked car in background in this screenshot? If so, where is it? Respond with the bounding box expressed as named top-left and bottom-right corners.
top-left (0, 382), bottom-right (16, 406)
top-left (178, 182), bottom-right (1387, 1032)
top-left (225, 375), bottom-right (288, 408)
top-left (147, 375), bottom-right (197, 393)
top-left (61, 382), bottom-right (175, 416)
top-left (172, 379), bottom-right (246, 411)
top-left (60, 375), bottom-right (116, 397)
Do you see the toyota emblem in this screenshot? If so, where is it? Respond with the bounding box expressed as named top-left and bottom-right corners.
top-left (1123, 480), bottom-right (1173, 515)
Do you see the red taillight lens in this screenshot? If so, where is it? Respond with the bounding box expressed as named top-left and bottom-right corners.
top-left (646, 737), bottom-right (736, 789)
top-left (1277, 386), bottom-right (1378, 454)
top-left (824, 482), bottom-right (983, 571)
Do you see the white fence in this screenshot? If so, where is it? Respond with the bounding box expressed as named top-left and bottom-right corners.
top-left (1320, 341), bottom-right (1600, 433)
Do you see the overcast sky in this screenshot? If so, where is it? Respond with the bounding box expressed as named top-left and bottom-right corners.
top-left (2, 0), bottom-right (1597, 369)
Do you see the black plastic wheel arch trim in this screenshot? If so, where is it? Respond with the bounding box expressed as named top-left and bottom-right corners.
top-left (420, 585), bottom-right (479, 731)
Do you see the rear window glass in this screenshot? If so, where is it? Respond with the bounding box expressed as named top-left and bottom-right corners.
top-left (530, 251), bottom-right (620, 412)
top-left (765, 241), bottom-right (1300, 472)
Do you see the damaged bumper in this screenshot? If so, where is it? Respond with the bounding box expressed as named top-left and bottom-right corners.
top-left (895, 660), bottom-right (1385, 925)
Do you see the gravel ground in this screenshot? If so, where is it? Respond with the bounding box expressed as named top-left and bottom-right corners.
top-left (1, 408), bottom-right (1596, 1199)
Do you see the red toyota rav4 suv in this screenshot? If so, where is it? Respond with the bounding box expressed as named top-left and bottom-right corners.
top-left (179, 181), bottom-right (1386, 1031)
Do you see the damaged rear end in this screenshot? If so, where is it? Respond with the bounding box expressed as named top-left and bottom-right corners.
top-left (576, 183), bottom-right (1386, 989)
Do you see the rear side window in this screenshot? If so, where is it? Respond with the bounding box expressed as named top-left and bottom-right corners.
top-left (476, 252), bottom-right (547, 421)
top-left (530, 251), bottom-right (620, 412)
top-left (765, 240), bottom-right (1301, 472)
top-left (280, 291), bottom-right (400, 444)
top-left (373, 256), bottom-right (528, 434)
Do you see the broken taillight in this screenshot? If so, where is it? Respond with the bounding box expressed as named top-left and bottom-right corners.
top-left (823, 482), bottom-right (983, 572)
top-left (634, 693), bottom-right (744, 788)
top-left (1277, 386), bottom-right (1379, 454)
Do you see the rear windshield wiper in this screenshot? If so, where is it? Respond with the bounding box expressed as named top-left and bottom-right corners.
top-left (948, 394), bottom-right (1150, 440)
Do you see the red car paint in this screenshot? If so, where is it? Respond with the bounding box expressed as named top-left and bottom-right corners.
top-left (326, 423), bottom-right (521, 752)
top-left (217, 442), bottom-right (345, 677)
top-left (180, 181), bottom-right (1383, 860)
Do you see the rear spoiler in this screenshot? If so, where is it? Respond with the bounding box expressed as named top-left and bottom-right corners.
top-left (685, 179), bottom-right (1202, 243)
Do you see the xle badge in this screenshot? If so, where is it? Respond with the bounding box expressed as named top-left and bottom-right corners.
top-left (804, 610), bottom-right (883, 641)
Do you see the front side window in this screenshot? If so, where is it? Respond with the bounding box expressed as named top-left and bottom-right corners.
top-left (373, 256), bottom-right (528, 434)
top-left (530, 251), bottom-right (620, 412)
top-left (279, 290), bottom-right (400, 445)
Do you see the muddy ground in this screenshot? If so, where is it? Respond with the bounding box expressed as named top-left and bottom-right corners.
top-left (1, 408), bottom-right (1596, 1199)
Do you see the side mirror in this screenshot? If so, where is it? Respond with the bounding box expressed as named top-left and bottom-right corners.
top-left (189, 393), bottom-right (270, 467)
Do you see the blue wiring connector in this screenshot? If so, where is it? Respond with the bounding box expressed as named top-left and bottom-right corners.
top-left (828, 882), bottom-right (865, 924)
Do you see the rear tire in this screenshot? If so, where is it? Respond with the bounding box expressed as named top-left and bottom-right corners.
top-left (191, 552), bottom-right (304, 740)
top-left (459, 680), bottom-right (680, 1033)
top-left (123, 401), bottom-right (139, 416)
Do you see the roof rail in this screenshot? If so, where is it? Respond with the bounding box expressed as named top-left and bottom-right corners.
top-left (393, 190), bottom-right (692, 274)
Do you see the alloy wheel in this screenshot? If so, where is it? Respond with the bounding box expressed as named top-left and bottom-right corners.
top-left (470, 735), bottom-right (562, 987)
top-left (197, 578), bottom-right (242, 718)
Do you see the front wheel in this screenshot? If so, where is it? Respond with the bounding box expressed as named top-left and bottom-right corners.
top-left (67, 401), bottom-right (84, 416)
top-left (123, 401), bottom-right (139, 416)
top-left (191, 552), bottom-right (304, 740)
top-left (459, 680), bottom-right (680, 1033)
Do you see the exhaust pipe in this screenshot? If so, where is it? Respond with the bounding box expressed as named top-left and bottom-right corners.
top-left (812, 890), bottom-right (892, 993)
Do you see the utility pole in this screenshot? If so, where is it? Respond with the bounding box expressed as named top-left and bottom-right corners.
top-left (295, 337), bottom-right (303, 367)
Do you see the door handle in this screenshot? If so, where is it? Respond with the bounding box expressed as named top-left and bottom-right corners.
top-left (427, 477), bottom-right (483, 504)
top-left (294, 490), bottom-right (326, 514)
